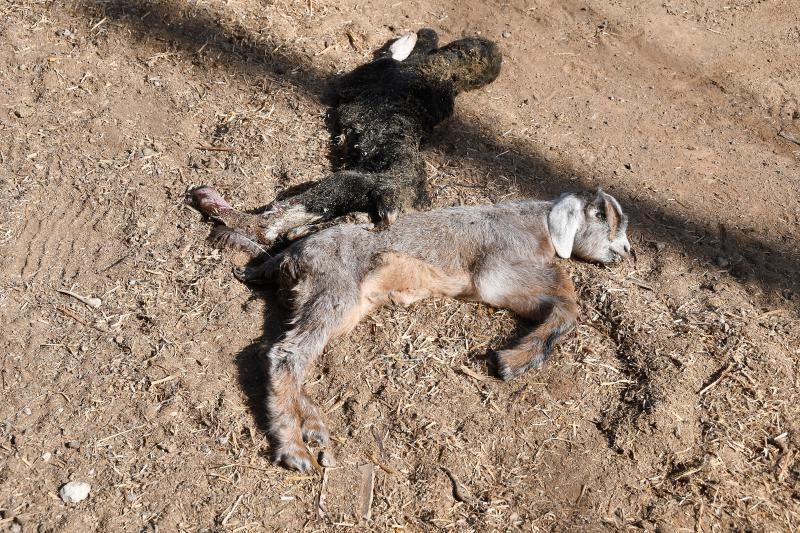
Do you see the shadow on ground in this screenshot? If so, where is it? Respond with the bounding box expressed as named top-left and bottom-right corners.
top-left (81, 0), bottom-right (800, 303)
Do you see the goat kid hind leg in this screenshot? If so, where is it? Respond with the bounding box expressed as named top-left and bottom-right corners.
top-left (265, 273), bottom-right (364, 471)
top-left (187, 185), bottom-right (272, 254)
top-left (478, 263), bottom-right (579, 380)
top-left (188, 185), bottom-right (322, 250)
top-left (266, 325), bottom-right (332, 471)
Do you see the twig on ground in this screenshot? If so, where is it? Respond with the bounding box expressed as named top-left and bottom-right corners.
top-left (778, 130), bottom-right (800, 147)
top-left (699, 362), bottom-right (733, 397)
top-left (57, 289), bottom-right (101, 308)
top-left (358, 463), bottom-right (375, 521)
top-left (195, 145), bottom-right (234, 152)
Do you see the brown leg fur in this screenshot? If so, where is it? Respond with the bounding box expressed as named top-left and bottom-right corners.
top-left (263, 274), bottom-right (364, 471)
top-left (265, 365), bottom-right (309, 470)
top-left (298, 391), bottom-right (329, 445)
top-left (362, 252), bottom-right (472, 304)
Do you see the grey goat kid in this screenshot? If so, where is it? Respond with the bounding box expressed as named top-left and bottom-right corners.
top-left (203, 188), bottom-right (631, 471)
top-left (189, 29), bottom-right (502, 251)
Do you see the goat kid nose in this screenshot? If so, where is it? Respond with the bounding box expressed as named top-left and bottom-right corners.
top-left (613, 242), bottom-right (631, 258)
top-left (627, 245), bottom-right (637, 266)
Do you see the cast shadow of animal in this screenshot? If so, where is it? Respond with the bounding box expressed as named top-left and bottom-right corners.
top-left (232, 288), bottom-right (294, 442)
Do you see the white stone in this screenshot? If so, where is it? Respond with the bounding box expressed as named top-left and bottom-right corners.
top-left (59, 481), bottom-right (91, 503)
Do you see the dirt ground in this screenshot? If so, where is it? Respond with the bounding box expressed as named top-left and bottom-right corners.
top-left (1, 0), bottom-right (799, 530)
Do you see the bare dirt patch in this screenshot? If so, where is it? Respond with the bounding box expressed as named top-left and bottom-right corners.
top-left (1, 0), bottom-right (798, 530)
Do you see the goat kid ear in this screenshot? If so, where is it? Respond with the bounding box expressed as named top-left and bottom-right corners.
top-left (590, 188), bottom-right (608, 211)
top-left (595, 190), bottom-right (624, 239)
top-left (548, 195), bottom-right (585, 259)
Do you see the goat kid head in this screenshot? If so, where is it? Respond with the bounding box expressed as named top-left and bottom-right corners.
top-left (548, 189), bottom-right (631, 264)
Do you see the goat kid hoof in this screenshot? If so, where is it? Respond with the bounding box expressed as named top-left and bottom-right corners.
top-left (492, 350), bottom-right (541, 381)
top-left (286, 225), bottom-right (312, 241)
top-left (275, 444), bottom-right (314, 472)
top-left (494, 362), bottom-right (519, 381)
top-left (379, 207), bottom-right (399, 225)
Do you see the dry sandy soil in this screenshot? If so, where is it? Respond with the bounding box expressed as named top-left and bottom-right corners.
top-left (1, 0), bottom-right (799, 530)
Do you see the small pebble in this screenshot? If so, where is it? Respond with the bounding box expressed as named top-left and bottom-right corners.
top-left (141, 146), bottom-right (155, 157)
top-left (42, 451), bottom-right (52, 462)
top-left (65, 440), bottom-right (81, 449)
top-left (654, 242), bottom-right (666, 252)
top-left (22, 406), bottom-right (32, 416)
top-left (59, 480), bottom-right (91, 503)
top-left (319, 450), bottom-right (337, 468)
top-left (502, 31), bottom-right (512, 38)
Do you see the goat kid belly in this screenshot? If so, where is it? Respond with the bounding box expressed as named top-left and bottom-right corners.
top-left (360, 251), bottom-right (473, 306)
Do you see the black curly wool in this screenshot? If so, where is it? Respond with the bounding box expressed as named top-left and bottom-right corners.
top-left (278, 30), bottom-right (502, 221)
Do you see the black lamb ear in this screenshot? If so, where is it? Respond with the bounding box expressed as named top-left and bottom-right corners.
top-left (415, 28), bottom-right (440, 54)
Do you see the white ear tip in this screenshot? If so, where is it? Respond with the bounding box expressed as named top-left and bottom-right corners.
top-left (390, 33), bottom-right (417, 61)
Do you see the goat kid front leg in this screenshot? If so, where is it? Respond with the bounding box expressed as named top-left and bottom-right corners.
top-left (284, 212), bottom-right (374, 242)
top-left (479, 264), bottom-right (579, 380)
